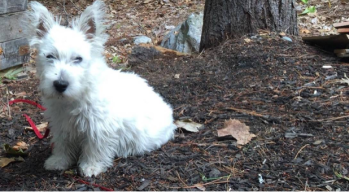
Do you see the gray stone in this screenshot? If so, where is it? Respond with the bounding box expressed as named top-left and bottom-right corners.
top-left (0, 0), bottom-right (27, 15)
top-left (282, 36), bottom-right (293, 42)
top-left (0, 38), bottom-right (30, 70)
top-left (161, 12), bottom-right (203, 54)
top-left (133, 36), bottom-right (152, 45)
top-left (16, 72), bottom-right (28, 79)
top-left (128, 45), bottom-right (160, 66)
top-left (209, 168), bottom-right (221, 178)
top-left (0, 12), bottom-right (28, 42)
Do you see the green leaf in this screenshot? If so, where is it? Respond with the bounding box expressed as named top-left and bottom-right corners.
top-left (3, 144), bottom-right (28, 157)
top-left (300, 6), bottom-right (316, 15)
top-left (112, 55), bottom-right (121, 63)
top-left (301, 8), bottom-right (310, 15)
top-left (4, 68), bottom-right (23, 80)
top-left (334, 170), bottom-right (349, 181)
top-left (301, 0), bottom-right (308, 4)
top-left (308, 6), bottom-right (316, 13)
top-left (199, 173), bottom-right (231, 182)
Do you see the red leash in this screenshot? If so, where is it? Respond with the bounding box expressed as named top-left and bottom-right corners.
top-left (8, 99), bottom-right (50, 139)
top-left (71, 176), bottom-right (114, 191)
top-left (9, 99), bottom-right (114, 191)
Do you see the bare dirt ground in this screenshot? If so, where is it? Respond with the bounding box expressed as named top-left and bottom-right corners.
top-left (1, 0), bottom-right (349, 191)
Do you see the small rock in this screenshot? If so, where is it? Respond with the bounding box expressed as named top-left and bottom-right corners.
top-left (322, 65), bottom-right (332, 69)
top-left (326, 185), bottom-right (333, 191)
top-left (137, 180), bottom-right (151, 190)
top-left (128, 45), bottom-right (160, 66)
top-left (282, 36), bottom-right (292, 42)
top-left (16, 72), bottom-right (28, 79)
top-left (303, 160), bottom-right (313, 166)
top-left (258, 174), bottom-right (264, 184)
top-left (161, 12), bottom-right (203, 53)
top-left (133, 36), bottom-right (152, 45)
top-left (313, 140), bottom-right (323, 145)
top-left (165, 25), bottom-right (175, 30)
top-left (292, 158), bottom-right (303, 164)
top-left (209, 168), bottom-right (221, 178)
top-left (285, 132), bottom-right (297, 139)
top-left (118, 38), bottom-right (131, 45)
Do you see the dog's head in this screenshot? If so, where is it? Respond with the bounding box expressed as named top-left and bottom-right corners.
top-left (26, 1), bottom-right (108, 100)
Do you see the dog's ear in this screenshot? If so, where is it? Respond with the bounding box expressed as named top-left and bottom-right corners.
top-left (75, 0), bottom-right (107, 39)
top-left (25, 1), bottom-right (56, 45)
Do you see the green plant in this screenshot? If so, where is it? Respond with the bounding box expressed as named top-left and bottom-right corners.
top-left (334, 170), bottom-right (349, 181)
top-left (112, 55), bottom-right (122, 63)
top-left (300, 0), bottom-right (316, 15)
top-left (4, 68), bottom-right (23, 80)
top-left (199, 173), bottom-right (231, 182)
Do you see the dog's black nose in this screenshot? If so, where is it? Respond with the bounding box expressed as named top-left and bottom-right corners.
top-left (53, 80), bottom-right (69, 93)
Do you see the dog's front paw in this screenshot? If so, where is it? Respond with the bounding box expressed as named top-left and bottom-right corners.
top-left (78, 162), bottom-right (106, 177)
top-left (44, 155), bottom-right (71, 170)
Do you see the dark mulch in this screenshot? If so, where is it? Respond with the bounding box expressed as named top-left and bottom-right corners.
top-left (1, 35), bottom-right (349, 191)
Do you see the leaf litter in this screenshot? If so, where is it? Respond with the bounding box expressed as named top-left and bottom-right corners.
top-left (1, 0), bottom-right (349, 191)
top-left (217, 119), bottom-right (256, 146)
top-left (0, 156), bottom-right (25, 168)
top-left (175, 119), bottom-right (203, 132)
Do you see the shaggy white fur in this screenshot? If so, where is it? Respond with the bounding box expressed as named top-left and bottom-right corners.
top-left (26, 0), bottom-right (177, 177)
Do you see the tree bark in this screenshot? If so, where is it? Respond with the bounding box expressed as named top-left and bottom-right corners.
top-left (200, 0), bottom-right (298, 51)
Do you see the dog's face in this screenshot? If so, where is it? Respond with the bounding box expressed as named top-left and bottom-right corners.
top-left (27, 1), bottom-right (108, 100)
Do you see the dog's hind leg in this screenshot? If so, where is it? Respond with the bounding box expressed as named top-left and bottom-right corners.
top-left (44, 133), bottom-right (78, 171)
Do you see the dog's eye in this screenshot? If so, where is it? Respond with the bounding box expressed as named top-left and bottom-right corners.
top-left (74, 57), bottom-right (83, 63)
top-left (46, 54), bottom-right (55, 59)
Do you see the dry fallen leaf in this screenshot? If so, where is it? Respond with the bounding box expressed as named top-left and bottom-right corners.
top-left (0, 47), bottom-right (3, 55)
top-left (175, 120), bottom-right (203, 132)
top-left (194, 183), bottom-right (205, 191)
top-left (0, 156), bottom-right (25, 168)
top-left (13, 91), bottom-right (27, 97)
top-left (217, 119), bottom-right (256, 146)
top-left (300, 28), bottom-right (311, 34)
top-left (25, 122), bottom-right (48, 132)
top-left (12, 141), bottom-right (29, 151)
top-left (244, 38), bottom-right (251, 43)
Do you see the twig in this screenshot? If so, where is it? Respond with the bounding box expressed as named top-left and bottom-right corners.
top-left (294, 144), bottom-right (310, 159)
top-left (227, 107), bottom-right (264, 117)
top-left (169, 178), bottom-right (229, 189)
top-left (70, 0), bottom-right (81, 12)
top-left (64, 174), bottom-right (113, 191)
top-left (176, 171), bottom-right (188, 187)
top-left (312, 115), bottom-right (349, 122)
top-left (5, 87), bottom-right (11, 118)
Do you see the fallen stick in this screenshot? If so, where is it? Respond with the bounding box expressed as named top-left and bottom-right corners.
top-left (226, 107), bottom-right (281, 123)
top-left (294, 144), bottom-right (310, 159)
top-left (227, 107), bottom-right (265, 117)
top-left (312, 115), bottom-right (349, 122)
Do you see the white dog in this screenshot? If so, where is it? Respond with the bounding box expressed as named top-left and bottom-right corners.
top-left (26, 0), bottom-right (176, 177)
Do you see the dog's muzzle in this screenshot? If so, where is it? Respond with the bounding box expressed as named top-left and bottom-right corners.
top-left (53, 80), bottom-right (69, 93)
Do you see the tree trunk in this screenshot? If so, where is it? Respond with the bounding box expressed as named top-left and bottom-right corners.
top-left (200, 0), bottom-right (298, 51)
